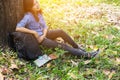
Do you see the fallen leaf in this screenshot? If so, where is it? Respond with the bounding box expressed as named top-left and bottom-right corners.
top-left (9, 64), bottom-right (19, 71)
top-left (1, 67), bottom-right (8, 75)
top-left (0, 68), bottom-right (5, 80)
top-left (89, 45), bottom-right (98, 50)
top-left (49, 53), bottom-right (58, 60)
top-left (84, 68), bottom-right (96, 76)
top-left (63, 60), bottom-right (71, 63)
top-left (103, 69), bottom-right (115, 79)
top-left (9, 60), bottom-right (19, 71)
top-left (0, 72), bottom-right (4, 80)
top-left (116, 42), bottom-right (120, 46)
top-left (68, 72), bottom-right (77, 79)
top-left (103, 34), bottom-right (115, 40)
top-left (115, 58), bottom-right (120, 65)
top-left (103, 70), bottom-right (111, 75)
top-left (91, 31), bottom-right (99, 36)
top-left (46, 63), bottom-right (51, 68)
top-left (71, 60), bottom-right (78, 66)
top-left (84, 60), bottom-right (91, 64)
top-left (113, 25), bottom-right (120, 30)
top-left (112, 51), bottom-right (117, 55)
top-left (73, 35), bottom-right (80, 39)
top-left (108, 70), bottom-right (115, 80)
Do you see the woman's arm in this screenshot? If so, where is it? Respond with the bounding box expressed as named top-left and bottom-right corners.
top-left (16, 27), bottom-right (34, 34)
top-left (37, 28), bottom-right (48, 43)
top-left (16, 27), bottom-right (39, 39)
top-left (39, 14), bottom-right (48, 38)
top-left (42, 28), bottom-right (48, 37)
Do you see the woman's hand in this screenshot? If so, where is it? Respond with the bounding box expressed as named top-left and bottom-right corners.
top-left (33, 31), bottom-right (39, 39)
top-left (38, 35), bottom-right (45, 43)
top-left (32, 31), bottom-right (45, 43)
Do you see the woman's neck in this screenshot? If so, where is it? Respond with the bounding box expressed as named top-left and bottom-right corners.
top-left (32, 10), bottom-right (39, 15)
top-left (30, 10), bottom-right (39, 22)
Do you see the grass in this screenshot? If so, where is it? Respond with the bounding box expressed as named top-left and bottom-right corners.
top-left (0, 0), bottom-right (120, 80)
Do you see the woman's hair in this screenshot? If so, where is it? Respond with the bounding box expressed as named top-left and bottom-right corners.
top-left (23, 0), bottom-right (42, 22)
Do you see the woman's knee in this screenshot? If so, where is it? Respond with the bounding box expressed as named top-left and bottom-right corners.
top-left (57, 29), bottom-right (65, 33)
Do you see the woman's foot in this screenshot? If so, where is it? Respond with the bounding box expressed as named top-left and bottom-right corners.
top-left (86, 49), bottom-right (100, 59)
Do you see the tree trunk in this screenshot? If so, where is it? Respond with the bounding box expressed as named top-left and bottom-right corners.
top-left (0, 0), bottom-right (24, 46)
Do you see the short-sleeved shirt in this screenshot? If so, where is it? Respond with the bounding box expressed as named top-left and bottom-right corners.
top-left (17, 12), bottom-right (48, 36)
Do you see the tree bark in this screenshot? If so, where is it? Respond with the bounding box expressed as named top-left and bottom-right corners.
top-left (0, 0), bottom-right (24, 46)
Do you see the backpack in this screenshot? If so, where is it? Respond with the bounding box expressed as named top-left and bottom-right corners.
top-left (7, 32), bottom-right (43, 60)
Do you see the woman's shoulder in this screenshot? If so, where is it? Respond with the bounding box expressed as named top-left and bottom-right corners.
top-left (23, 12), bottom-right (33, 19)
top-left (24, 12), bottom-right (32, 17)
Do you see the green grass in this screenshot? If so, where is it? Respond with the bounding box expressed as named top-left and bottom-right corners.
top-left (0, 0), bottom-right (120, 80)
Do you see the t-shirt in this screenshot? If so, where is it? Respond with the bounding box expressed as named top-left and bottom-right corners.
top-left (17, 12), bottom-right (48, 36)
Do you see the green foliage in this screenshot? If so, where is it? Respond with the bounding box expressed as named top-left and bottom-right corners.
top-left (0, 0), bottom-right (120, 80)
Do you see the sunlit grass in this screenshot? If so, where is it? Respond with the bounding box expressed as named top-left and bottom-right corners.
top-left (0, 0), bottom-right (120, 80)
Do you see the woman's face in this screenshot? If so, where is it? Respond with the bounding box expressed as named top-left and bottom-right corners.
top-left (32, 0), bottom-right (40, 11)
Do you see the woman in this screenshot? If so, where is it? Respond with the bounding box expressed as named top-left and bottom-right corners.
top-left (16, 0), bottom-right (100, 59)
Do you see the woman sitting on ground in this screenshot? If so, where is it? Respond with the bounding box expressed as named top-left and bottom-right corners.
top-left (16, 0), bottom-right (100, 59)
